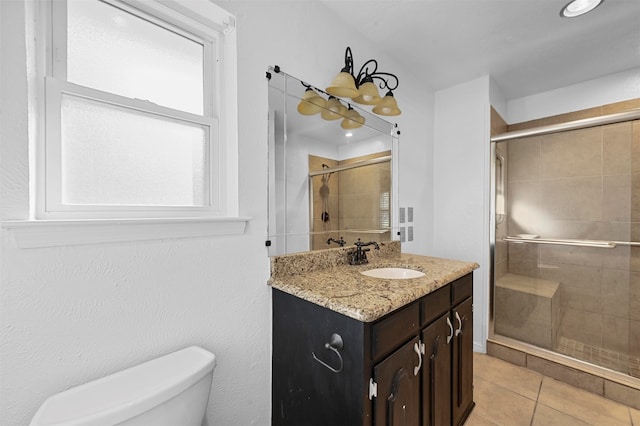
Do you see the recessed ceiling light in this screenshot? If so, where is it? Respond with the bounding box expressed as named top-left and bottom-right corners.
top-left (345, 132), bottom-right (353, 138)
top-left (560, 0), bottom-right (604, 18)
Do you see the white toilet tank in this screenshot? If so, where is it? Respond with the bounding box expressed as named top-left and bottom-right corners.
top-left (30, 346), bottom-right (216, 426)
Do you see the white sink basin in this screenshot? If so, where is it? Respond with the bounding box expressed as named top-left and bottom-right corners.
top-left (360, 267), bottom-right (425, 279)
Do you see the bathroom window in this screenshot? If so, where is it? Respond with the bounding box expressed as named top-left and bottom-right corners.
top-left (42, 0), bottom-right (237, 219)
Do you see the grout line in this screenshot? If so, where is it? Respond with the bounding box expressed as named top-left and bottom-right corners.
top-left (529, 402), bottom-right (537, 426)
top-left (535, 376), bottom-right (543, 403)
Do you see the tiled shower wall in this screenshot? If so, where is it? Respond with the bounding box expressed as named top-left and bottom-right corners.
top-left (500, 101), bottom-right (640, 360)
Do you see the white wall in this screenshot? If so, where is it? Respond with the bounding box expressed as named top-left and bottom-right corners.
top-left (507, 67), bottom-right (640, 123)
top-left (432, 76), bottom-right (492, 353)
top-left (0, 1), bottom-right (434, 424)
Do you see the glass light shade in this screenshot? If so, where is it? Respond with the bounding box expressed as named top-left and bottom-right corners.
top-left (326, 72), bottom-right (359, 98)
top-left (321, 96), bottom-right (347, 120)
top-left (352, 81), bottom-right (381, 105)
top-left (372, 91), bottom-right (401, 116)
top-left (297, 88), bottom-right (326, 115)
top-left (341, 107), bottom-right (365, 129)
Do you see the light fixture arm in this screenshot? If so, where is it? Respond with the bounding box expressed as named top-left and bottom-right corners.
top-left (355, 58), bottom-right (379, 83)
top-left (367, 71), bottom-right (399, 92)
top-left (342, 46), bottom-right (355, 73)
top-left (342, 47), bottom-right (399, 92)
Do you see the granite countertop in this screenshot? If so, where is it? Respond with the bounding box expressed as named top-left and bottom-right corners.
top-left (269, 242), bottom-right (479, 322)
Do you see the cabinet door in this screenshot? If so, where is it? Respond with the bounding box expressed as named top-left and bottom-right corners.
top-left (452, 297), bottom-right (474, 426)
top-left (421, 313), bottom-right (452, 426)
top-left (373, 337), bottom-right (421, 426)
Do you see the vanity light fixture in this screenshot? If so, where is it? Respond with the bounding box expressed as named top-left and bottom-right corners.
top-left (297, 87), bottom-right (326, 115)
top-left (341, 106), bottom-right (366, 129)
top-left (326, 46), bottom-right (401, 116)
top-left (321, 96), bottom-right (347, 120)
top-left (560, 0), bottom-right (604, 17)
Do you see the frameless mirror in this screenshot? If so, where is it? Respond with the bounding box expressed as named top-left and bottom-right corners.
top-left (267, 67), bottom-right (399, 256)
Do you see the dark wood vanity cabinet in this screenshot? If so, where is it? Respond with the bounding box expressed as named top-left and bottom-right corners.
top-left (420, 275), bottom-right (474, 426)
top-left (272, 273), bottom-right (474, 426)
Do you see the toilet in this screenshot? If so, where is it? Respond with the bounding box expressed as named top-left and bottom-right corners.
top-left (30, 346), bottom-right (216, 426)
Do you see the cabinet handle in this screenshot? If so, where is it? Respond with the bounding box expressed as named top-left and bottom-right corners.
top-left (455, 311), bottom-right (463, 336)
top-left (413, 341), bottom-right (425, 376)
top-left (312, 333), bottom-right (344, 373)
top-left (446, 317), bottom-right (454, 344)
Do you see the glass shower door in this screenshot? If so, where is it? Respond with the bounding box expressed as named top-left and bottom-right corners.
top-left (492, 119), bottom-right (639, 379)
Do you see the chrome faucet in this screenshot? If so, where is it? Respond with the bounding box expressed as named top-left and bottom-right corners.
top-left (327, 237), bottom-right (346, 247)
top-left (349, 239), bottom-right (380, 265)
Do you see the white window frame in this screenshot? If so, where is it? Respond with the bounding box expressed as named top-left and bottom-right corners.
top-left (1, 0), bottom-right (247, 248)
top-left (41, 0), bottom-right (235, 220)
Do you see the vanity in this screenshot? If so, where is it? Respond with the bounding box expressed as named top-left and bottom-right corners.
top-left (269, 242), bottom-right (478, 426)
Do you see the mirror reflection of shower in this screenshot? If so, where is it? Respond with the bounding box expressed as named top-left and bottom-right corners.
top-left (309, 152), bottom-right (391, 250)
top-left (320, 164), bottom-right (332, 223)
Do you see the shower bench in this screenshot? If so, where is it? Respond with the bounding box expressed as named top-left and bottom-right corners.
top-left (495, 273), bottom-right (560, 350)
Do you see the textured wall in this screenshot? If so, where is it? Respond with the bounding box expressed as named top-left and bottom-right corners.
top-left (0, 1), bottom-right (434, 424)
top-left (433, 76), bottom-right (492, 353)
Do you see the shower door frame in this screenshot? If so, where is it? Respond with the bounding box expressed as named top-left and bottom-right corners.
top-left (488, 107), bottom-right (640, 383)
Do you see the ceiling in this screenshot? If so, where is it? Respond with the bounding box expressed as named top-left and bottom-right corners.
top-left (320, 0), bottom-right (640, 100)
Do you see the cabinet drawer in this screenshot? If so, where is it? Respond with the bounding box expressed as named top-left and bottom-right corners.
top-left (421, 285), bottom-right (451, 326)
top-left (452, 273), bottom-right (473, 306)
top-left (371, 302), bottom-right (420, 360)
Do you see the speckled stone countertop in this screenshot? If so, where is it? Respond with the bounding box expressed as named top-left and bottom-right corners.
top-left (268, 242), bottom-right (479, 322)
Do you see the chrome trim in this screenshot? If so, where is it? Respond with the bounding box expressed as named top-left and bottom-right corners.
top-left (308, 155), bottom-right (391, 177)
top-left (490, 108), bottom-right (640, 142)
top-left (504, 236), bottom-right (640, 248)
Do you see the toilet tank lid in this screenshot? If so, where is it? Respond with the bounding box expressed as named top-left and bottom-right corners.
top-left (30, 346), bottom-right (216, 426)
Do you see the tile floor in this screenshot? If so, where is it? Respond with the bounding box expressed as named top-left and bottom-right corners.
top-left (556, 336), bottom-right (640, 379)
top-left (468, 353), bottom-right (640, 426)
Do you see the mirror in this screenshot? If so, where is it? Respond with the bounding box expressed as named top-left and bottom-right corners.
top-left (267, 67), bottom-right (399, 256)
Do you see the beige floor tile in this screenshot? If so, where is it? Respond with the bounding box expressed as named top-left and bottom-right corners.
top-left (538, 377), bottom-right (632, 425)
top-left (473, 376), bottom-right (536, 426)
top-left (463, 408), bottom-right (500, 426)
top-left (630, 407), bottom-right (640, 426)
top-left (474, 352), bottom-right (542, 400)
top-left (532, 404), bottom-right (590, 426)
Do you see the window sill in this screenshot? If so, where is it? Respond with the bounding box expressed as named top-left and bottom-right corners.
top-left (1, 216), bottom-right (251, 248)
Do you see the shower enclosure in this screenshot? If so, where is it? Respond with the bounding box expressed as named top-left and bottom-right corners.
top-left (490, 108), bottom-right (640, 382)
